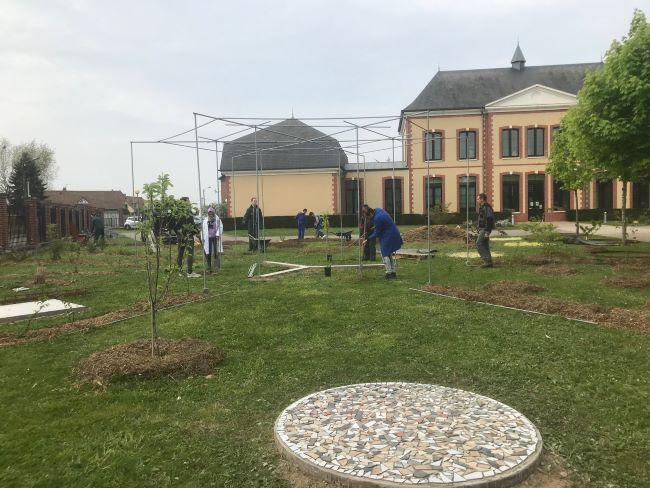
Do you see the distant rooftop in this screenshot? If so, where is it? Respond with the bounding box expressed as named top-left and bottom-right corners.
top-left (220, 118), bottom-right (348, 172)
top-left (403, 45), bottom-right (601, 112)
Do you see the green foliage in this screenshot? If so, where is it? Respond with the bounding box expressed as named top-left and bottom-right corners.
top-left (86, 239), bottom-right (97, 254)
top-left (67, 241), bottom-right (82, 273)
top-left (554, 10), bottom-right (650, 242)
top-left (96, 235), bottom-right (106, 251)
top-left (46, 224), bottom-right (65, 261)
top-left (8, 152), bottom-right (46, 207)
top-left (427, 203), bottom-right (456, 224)
top-left (520, 221), bottom-right (563, 253)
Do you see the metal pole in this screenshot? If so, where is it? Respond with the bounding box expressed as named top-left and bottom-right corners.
top-left (391, 137), bottom-right (397, 223)
top-left (254, 126), bottom-right (261, 276)
top-left (215, 141), bottom-right (220, 205)
top-left (356, 126), bottom-right (362, 274)
top-left (130, 142), bottom-right (137, 257)
top-left (338, 151), bottom-right (343, 261)
top-left (426, 112), bottom-right (431, 285)
top-left (231, 156), bottom-right (237, 246)
top-left (193, 113), bottom-right (208, 293)
top-left (465, 133), bottom-right (470, 266)
top-left (260, 151), bottom-right (266, 260)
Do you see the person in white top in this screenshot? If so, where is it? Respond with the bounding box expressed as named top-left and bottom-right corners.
top-left (202, 207), bottom-right (223, 272)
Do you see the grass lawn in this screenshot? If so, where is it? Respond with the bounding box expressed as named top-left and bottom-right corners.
top-left (0, 236), bottom-right (648, 487)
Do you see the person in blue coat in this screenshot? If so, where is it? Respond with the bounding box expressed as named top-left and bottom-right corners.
top-left (362, 205), bottom-right (403, 279)
top-left (296, 208), bottom-right (307, 240)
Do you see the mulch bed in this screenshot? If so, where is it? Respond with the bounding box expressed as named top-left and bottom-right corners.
top-left (601, 276), bottom-right (650, 289)
top-left (402, 225), bottom-right (466, 243)
top-left (0, 293), bottom-right (206, 347)
top-left (75, 338), bottom-right (225, 386)
top-left (422, 283), bottom-right (650, 333)
top-left (484, 280), bottom-right (546, 294)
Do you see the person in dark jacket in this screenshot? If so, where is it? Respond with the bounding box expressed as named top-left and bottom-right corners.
top-left (363, 205), bottom-right (403, 279)
top-left (296, 209), bottom-right (307, 240)
top-left (309, 212), bottom-right (325, 238)
top-left (359, 211), bottom-right (376, 261)
top-left (242, 197), bottom-right (263, 251)
top-left (175, 197), bottom-right (200, 277)
top-left (90, 213), bottom-right (104, 243)
top-left (476, 193), bottom-right (494, 268)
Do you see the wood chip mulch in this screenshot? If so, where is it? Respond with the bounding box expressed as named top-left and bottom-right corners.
top-left (74, 338), bottom-right (225, 386)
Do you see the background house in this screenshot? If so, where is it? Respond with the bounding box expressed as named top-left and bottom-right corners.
top-left (44, 189), bottom-right (130, 228)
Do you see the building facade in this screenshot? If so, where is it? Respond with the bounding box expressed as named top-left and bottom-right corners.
top-left (400, 46), bottom-right (649, 221)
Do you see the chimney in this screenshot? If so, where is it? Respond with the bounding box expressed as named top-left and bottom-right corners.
top-left (511, 44), bottom-right (526, 71)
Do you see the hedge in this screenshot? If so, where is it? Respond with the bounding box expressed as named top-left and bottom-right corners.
top-left (565, 208), bottom-right (650, 222)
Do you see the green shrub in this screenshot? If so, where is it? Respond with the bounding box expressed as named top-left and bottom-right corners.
top-left (520, 220), bottom-right (563, 253)
top-left (46, 224), bottom-right (65, 261)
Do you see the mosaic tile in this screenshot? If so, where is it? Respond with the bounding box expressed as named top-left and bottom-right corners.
top-left (275, 383), bottom-right (541, 486)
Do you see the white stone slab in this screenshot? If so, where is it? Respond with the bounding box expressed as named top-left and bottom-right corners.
top-left (0, 299), bottom-right (87, 324)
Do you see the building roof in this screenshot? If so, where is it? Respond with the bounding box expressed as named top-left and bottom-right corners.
top-left (220, 118), bottom-right (348, 172)
top-left (403, 62), bottom-right (602, 112)
top-left (511, 44), bottom-right (526, 64)
top-left (44, 190), bottom-right (128, 210)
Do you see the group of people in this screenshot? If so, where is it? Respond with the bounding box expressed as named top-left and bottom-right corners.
top-left (173, 197), bottom-right (224, 278)
top-left (295, 209), bottom-right (325, 240)
top-left (172, 191), bottom-right (494, 280)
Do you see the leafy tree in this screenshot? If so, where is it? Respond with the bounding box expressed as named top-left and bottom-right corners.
top-left (548, 115), bottom-right (597, 237)
top-left (8, 152), bottom-right (46, 207)
top-left (0, 138), bottom-right (11, 193)
top-left (141, 174), bottom-right (190, 356)
top-left (563, 9), bottom-right (650, 243)
top-left (12, 141), bottom-right (57, 187)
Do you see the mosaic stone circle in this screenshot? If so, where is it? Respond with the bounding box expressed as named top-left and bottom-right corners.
top-left (275, 383), bottom-right (542, 487)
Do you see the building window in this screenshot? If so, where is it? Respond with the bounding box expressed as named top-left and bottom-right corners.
top-left (501, 129), bottom-right (519, 158)
top-left (502, 174), bottom-right (520, 212)
top-left (459, 131), bottom-right (477, 160)
top-left (459, 176), bottom-right (477, 214)
top-left (632, 181), bottom-right (649, 209)
top-left (553, 179), bottom-right (571, 211)
top-left (425, 177), bottom-right (443, 209)
top-left (527, 127), bottom-right (545, 157)
top-left (596, 180), bottom-right (614, 209)
top-left (384, 179), bottom-right (402, 216)
top-left (424, 132), bottom-right (443, 161)
top-left (344, 179), bottom-right (363, 215)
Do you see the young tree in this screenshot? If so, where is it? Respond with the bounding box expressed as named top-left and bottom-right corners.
top-left (141, 174), bottom-right (187, 357)
top-left (8, 152), bottom-right (46, 207)
top-left (548, 117), bottom-right (597, 237)
top-left (567, 9), bottom-right (650, 243)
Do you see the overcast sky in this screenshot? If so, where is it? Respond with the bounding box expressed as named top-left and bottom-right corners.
top-left (0, 0), bottom-right (643, 204)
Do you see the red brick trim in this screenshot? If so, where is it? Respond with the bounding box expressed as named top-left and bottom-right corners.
top-left (483, 113), bottom-right (493, 204)
top-left (456, 128), bottom-right (480, 162)
top-left (422, 130), bottom-right (445, 162)
top-left (524, 125), bottom-right (548, 158)
top-left (382, 176), bottom-right (404, 213)
top-left (456, 173), bottom-right (481, 213)
top-left (499, 172), bottom-right (523, 213)
top-left (331, 173), bottom-right (338, 214)
top-left (407, 120), bottom-right (414, 213)
top-left (498, 126), bottom-right (522, 159)
top-left (221, 177), bottom-right (231, 217)
top-left (422, 175), bottom-right (445, 213)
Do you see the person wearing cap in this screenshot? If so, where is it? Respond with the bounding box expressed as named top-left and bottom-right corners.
top-left (202, 207), bottom-right (223, 272)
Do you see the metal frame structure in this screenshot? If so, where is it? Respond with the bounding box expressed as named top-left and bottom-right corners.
top-left (130, 110), bottom-right (480, 286)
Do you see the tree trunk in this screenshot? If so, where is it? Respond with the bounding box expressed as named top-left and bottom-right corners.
top-left (574, 189), bottom-right (580, 237)
top-left (621, 181), bottom-right (628, 246)
top-left (150, 304), bottom-right (159, 357)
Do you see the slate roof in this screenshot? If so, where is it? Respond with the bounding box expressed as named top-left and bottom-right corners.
top-left (220, 118), bottom-right (348, 172)
top-left (403, 62), bottom-right (602, 112)
top-left (44, 190), bottom-right (128, 210)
